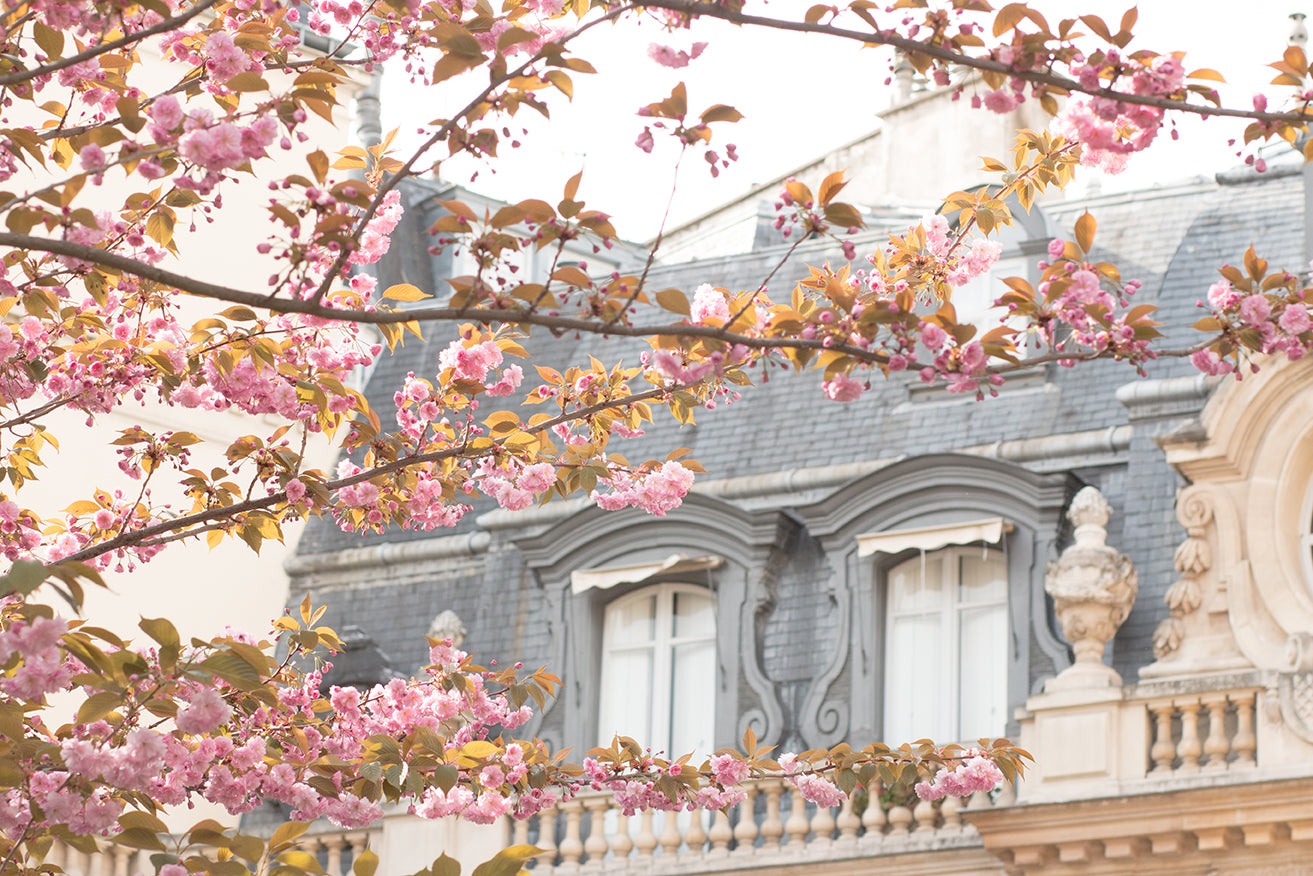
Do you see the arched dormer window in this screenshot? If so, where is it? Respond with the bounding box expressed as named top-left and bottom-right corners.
top-left (883, 546), bottom-right (1008, 744)
top-left (597, 583), bottom-right (716, 756)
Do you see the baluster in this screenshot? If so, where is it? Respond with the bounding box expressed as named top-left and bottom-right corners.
top-left (809, 797), bottom-right (835, 850)
top-left (112, 846), bottom-right (131, 876)
top-left (1177, 700), bottom-right (1203, 772)
top-left (860, 792), bottom-right (887, 841)
top-left (783, 789), bottom-right (810, 848)
top-left (323, 835), bottom-right (346, 876)
top-left (347, 833), bottom-right (368, 870)
top-left (538, 805), bottom-right (559, 866)
top-left (912, 798), bottom-right (936, 832)
top-left (1150, 703), bottom-right (1176, 773)
top-left (634, 809), bottom-right (658, 860)
top-left (1202, 693), bottom-right (1230, 769)
top-left (1234, 692), bottom-right (1257, 766)
top-left (940, 796), bottom-right (962, 833)
top-left (559, 800), bottom-right (585, 866)
top-left (732, 784), bottom-right (759, 852)
top-left (582, 797), bottom-right (610, 865)
top-left (611, 813), bottom-right (633, 861)
top-left (996, 778), bottom-right (1016, 806)
top-left (684, 810), bottom-right (708, 857)
top-left (967, 789), bottom-right (992, 810)
top-left (836, 794), bottom-right (860, 844)
top-left (658, 810), bottom-right (682, 858)
top-left (886, 801), bottom-right (913, 836)
top-left (47, 840), bottom-right (65, 870)
top-left (513, 816), bottom-right (531, 847)
top-left (708, 809), bottom-right (733, 855)
top-left (86, 840), bottom-right (106, 876)
top-left (760, 780), bottom-right (784, 851)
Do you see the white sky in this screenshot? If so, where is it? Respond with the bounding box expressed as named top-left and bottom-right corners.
top-left (382, 1), bottom-right (1307, 240)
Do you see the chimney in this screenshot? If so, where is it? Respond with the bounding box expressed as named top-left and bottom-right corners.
top-left (892, 54), bottom-right (914, 105)
top-left (1291, 12), bottom-right (1308, 48)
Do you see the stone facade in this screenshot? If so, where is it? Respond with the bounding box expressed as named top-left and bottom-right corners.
top-left (273, 86), bottom-right (1313, 876)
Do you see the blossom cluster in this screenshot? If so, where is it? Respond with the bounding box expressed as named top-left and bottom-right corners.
top-left (913, 750), bottom-right (1005, 801)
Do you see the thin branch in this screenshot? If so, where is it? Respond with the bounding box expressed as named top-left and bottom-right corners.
top-left (0, 231), bottom-right (1227, 369)
top-left (58, 386), bottom-right (669, 565)
top-left (306, 2), bottom-right (641, 306)
top-left (604, 143), bottom-right (686, 328)
top-left (0, 394), bottom-right (76, 431)
top-left (0, 0), bottom-right (220, 87)
top-left (637, 0), bottom-right (1313, 126)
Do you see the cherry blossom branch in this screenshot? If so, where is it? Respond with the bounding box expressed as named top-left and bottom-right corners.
top-left (0, 231), bottom-right (1219, 371)
top-left (0, 0), bottom-right (220, 87)
top-left (0, 395), bottom-right (77, 432)
top-left (635, 0), bottom-right (1313, 125)
top-left (307, 3), bottom-right (642, 306)
top-left (57, 386), bottom-right (669, 565)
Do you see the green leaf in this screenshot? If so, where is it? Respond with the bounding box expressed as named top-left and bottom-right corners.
top-left (114, 828), bottom-right (166, 851)
top-left (0, 559), bottom-right (48, 596)
top-left (432, 853), bottom-right (461, 876)
top-left (202, 652), bottom-right (263, 690)
top-left (353, 849), bottom-right (380, 876)
top-left (470, 846), bottom-right (545, 876)
top-left (268, 821), bottom-right (310, 852)
top-left (77, 690), bottom-right (125, 724)
top-left (140, 616), bottom-right (179, 650)
top-left (276, 850), bottom-right (324, 874)
top-left (433, 764), bottom-right (458, 793)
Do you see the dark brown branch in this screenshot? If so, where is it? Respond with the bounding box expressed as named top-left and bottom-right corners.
top-left (57, 386), bottom-right (669, 565)
top-left (0, 0), bottom-right (220, 87)
top-left (636, 0), bottom-right (1313, 126)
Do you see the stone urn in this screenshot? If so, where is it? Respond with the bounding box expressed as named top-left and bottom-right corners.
top-left (1044, 486), bottom-right (1138, 691)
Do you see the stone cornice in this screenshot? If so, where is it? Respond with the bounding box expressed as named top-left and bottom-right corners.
top-left (968, 777), bottom-right (1313, 874)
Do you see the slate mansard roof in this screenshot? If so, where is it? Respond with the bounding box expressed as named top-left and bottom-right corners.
top-left (285, 151), bottom-right (1307, 752)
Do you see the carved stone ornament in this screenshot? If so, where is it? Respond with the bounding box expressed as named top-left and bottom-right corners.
top-left (427, 609), bottom-right (467, 648)
top-left (1274, 633), bottom-right (1313, 744)
top-left (1044, 486), bottom-right (1138, 691)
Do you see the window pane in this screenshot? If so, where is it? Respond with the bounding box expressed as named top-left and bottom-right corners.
top-left (889, 555), bottom-right (944, 614)
top-left (958, 553), bottom-right (1007, 604)
top-left (598, 646), bottom-right (654, 744)
top-left (604, 593), bottom-right (656, 647)
top-left (958, 603), bottom-right (1007, 740)
top-left (672, 590), bottom-right (715, 639)
top-left (669, 640), bottom-right (716, 756)
top-left (885, 612), bottom-right (944, 742)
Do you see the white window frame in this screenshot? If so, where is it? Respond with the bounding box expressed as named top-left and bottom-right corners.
top-left (883, 546), bottom-right (1008, 744)
top-left (597, 582), bottom-right (716, 757)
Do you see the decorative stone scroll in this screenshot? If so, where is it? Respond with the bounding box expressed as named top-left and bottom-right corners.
top-left (1043, 487), bottom-right (1138, 691)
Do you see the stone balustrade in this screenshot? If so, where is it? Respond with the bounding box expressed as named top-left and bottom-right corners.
top-left (42, 839), bottom-right (143, 876)
top-left (297, 828), bottom-right (380, 876)
top-left (41, 826), bottom-right (377, 876)
top-left (1140, 686), bottom-right (1259, 775)
top-left (512, 775), bottom-right (1013, 873)
top-left (1019, 670), bottom-right (1272, 797)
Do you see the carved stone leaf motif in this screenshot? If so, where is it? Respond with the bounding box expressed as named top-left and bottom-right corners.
top-left (1153, 489), bottom-right (1216, 659)
top-left (1152, 616), bottom-right (1183, 660)
top-left (1173, 536), bottom-right (1211, 575)
top-left (1164, 576), bottom-right (1202, 614)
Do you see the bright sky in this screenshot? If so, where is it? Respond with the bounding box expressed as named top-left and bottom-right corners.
top-left (381, 2), bottom-right (1306, 240)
